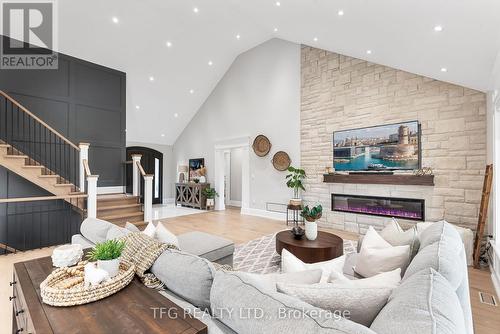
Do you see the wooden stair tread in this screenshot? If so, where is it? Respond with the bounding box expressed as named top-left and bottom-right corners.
top-left (0, 144), bottom-right (11, 148)
top-left (98, 203), bottom-right (142, 211)
top-left (98, 212), bottom-right (144, 220)
top-left (22, 165), bottom-right (43, 169)
top-left (97, 194), bottom-right (138, 201)
top-left (39, 174), bottom-right (58, 178)
top-left (4, 155), bottom-right (28, 159)
top-left (54, 183), bottom-right (73, 187)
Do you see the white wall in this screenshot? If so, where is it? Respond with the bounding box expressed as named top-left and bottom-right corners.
top-left (173, 38), bottom-right (301, 212)
top-left (126, 141), bottom-right (175, 201)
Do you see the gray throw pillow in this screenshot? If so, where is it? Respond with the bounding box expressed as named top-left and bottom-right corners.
top-left (418, 220), bottom-right (461, 250)
top-left (370, 268), bottom-right (466, 334)
top-left (276, 282), bottom-right (392, 326)
top-left (125, 222), bottom-right (141, 232)
top-left (237, 269), bottom-right (322, 291)
top-left (151, 249), bottom-right (215, 311)
top-left (105, 226), bottom-right (130, 240)
top-left (403, 235), bottom-right (464, 289)
top-left (210, 271), bottom-right (377, 334)
top-left (80, 217), bottom-right (114, 244)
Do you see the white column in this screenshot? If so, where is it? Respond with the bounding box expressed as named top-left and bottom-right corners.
top-left (143, 174), bottom-right (154, 223)
top-left (131, 154), bottom-right (142, 197)
top-left (79, 143), bottom-right (90, 192)
top-left (87, 175), bottom-right (99, 218)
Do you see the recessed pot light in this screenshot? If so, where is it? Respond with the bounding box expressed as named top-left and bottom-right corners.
top-left (189, 89), bottom-right (194, 94)
top-left (135, 105), bottom-right (140, 110)
top-left (366, 50), bottom-right (372, 54)
top-left (338, 10), bottom-right (344, 16)
top-left (275, 1), bottom-right (281, 7)
top-left (112, 17), bottom-right (119, 24)
top-left (149, 76), bottom-right (155, 81)
top-left (193, 7), bottom-right (199, 13)
top-left (313, 37), bottom-right (318, 42)
top-left (274, 27), bottom-right (278, 32)
top-left (174, 113), bottom-right (179, 118)
top-left (236, 34), bottom-right (241, 40)
top-left (434, 25), bottom-right (443, 32)
top-left (166, 41), bottom-right (172, 47)
top-left (441, 67), bottom-right (448, 72)
top-left (161, 134), bottom-right (165, 137)
top-left (208, 61), bottom-right (213, 66)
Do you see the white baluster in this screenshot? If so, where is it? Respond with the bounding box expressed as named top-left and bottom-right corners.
top-left (143, 174), bottom-right (154, 223)
top-left (87, 175), bottom-right (99, 218)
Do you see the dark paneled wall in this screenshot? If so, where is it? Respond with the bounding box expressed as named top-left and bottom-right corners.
top-left (0, 38), bottom-right (126, 188)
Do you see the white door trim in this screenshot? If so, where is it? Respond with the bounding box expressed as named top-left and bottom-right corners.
top-left (214, 137), bottom-right (250, 211)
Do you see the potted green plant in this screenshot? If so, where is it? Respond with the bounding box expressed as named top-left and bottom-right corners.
top-left (87, 239), bottom-right (125, 277)
top-left (285, 166), bottom-right (306, 205)
top-left (301, 204), bottom-right (322, 241)
top-left (202, 187), bottom-right (219, 208)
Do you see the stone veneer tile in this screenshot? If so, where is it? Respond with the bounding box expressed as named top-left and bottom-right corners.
top-left (300, 45), bottom-right (486, 232)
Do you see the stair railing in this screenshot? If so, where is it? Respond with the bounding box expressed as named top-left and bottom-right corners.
top-left (0, 90), bottom-right (96, 212)
top-left (132, 154), bottom-right (153, 224)
top-left (83, 159), bottom-right (98, 218)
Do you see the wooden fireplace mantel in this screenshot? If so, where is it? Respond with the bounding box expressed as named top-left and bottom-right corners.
top-left (323, 173), bottom-right (435, 186)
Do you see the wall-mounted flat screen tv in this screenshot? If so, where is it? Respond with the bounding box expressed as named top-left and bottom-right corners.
top-left (333, 121), bottom-right (421, 171)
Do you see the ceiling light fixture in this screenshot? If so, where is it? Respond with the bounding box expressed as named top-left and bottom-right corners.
top-left (274, 27), bottom-right (278, 32)
top-left (189, 89), bottom-right (194, 94)
top-left (208, 60), bottom-right (213, 66)
top-left (434, 25), bottom-right (443, 32)
top-left (112, 17), bottom-right (119, 24)
top-left (275, 1), bottom-right (281, 7)
top-left (313, 37), bottom-right (318, 42)
top-left (193, 7), bottom-right (199, 13)
top-left (338, 10), bottom-right (344, 16)
top-left (135, 105), bottom-right (140, 110)
top-left (174, 113), bottom-right (179, 118)
top-left (149, 76), bottom-right (155, 81)
top-left (161, 134), bottom-right (165, 137)
top-left (166, 41), bottom-right (172, 47)
top-left (441, 67), bottom-right (448, 72)
top-left (366, 50), bottom-right (372, 54)
top-left (236, 34), bottom-right (241, 40)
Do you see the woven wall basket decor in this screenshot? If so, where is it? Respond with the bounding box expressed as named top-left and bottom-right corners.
top-left (252, 135), bottom-right (272, 157)
top-left (272, 151), bottom-right (291, 171)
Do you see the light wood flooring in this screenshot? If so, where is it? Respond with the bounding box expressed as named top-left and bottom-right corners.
top-left (0, 207), bottom-right (498, 333)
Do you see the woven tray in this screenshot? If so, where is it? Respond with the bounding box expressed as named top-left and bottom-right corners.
top-left (40, 261), bottom-right (135, 307)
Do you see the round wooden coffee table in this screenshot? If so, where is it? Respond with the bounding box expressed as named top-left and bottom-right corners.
top-left (276, 230), bottom-right (343, 263)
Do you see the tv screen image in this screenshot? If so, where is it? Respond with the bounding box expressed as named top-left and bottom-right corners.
top-left (333, 121), bottom-right (420, 171)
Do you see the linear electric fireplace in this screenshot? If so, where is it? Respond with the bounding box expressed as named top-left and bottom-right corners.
top-left (332, 194), bottom-right (425, 221)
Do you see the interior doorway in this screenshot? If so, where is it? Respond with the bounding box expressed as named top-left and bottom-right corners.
top-left (214, 137), bottom-right (250, 211)
top-left (224, 148), bottom-right (243, 207)
top-left (126, 146), bottom-right (163, 204)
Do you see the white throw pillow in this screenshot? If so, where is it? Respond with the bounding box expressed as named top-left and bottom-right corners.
top-left (155, 222), bottom-right (180, 248)
top-left (355, 226), bottom-right (410, 278)
top-left (329, 268), bottom-right (401, 288)
top-left (142, 222), bottom-right (156, 238)
top-left (281, 248), bottom-right (345, 283)
top-left (277, 282), bottom-right (392, 326)
top-left (238, 269), bottom-right (323, 291)
top-left (380, 219), bottom-right (419, 257)
top-left (125, 222), bottom-right (140, 232)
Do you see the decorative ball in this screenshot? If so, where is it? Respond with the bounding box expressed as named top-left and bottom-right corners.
top-left (52, 244), bottom-right (83, 268)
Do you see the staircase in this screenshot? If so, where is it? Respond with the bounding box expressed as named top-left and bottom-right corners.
top-left (97, 194), bottom-right (146, 227)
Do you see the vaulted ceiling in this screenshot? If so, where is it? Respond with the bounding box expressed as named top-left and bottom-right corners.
top-left (41, 1), bottom-right (500, 144)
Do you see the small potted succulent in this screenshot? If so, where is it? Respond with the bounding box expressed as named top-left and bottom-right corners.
top-left (285, 166), bottom-right (306, 206)
top-left (301, 204), bottom-right (322, 241)
top-left (202, 187), bottom-right (219, 209)
top-left (87, 239), bottom-right (125, 277)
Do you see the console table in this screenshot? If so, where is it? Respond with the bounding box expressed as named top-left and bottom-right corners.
top-left (175, 183), bottom-right (210, 209)
top-left (10, 255), bottom-right (207, 334)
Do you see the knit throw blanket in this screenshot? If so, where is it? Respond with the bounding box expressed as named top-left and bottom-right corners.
top-left (120, 232), bottom-right (178, 289)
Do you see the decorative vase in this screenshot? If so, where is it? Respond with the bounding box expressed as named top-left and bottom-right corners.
top-left (289, 198), bottom-right (302, 206)
top-left (97, 258), bottom-right (120, 278)
top-left (206, 198), bottom-right (215, 207)
top-left (305, 221), bottom-right (318, 241)
top-left (291, 226), bottom-right (305, 240)
top-left (51, 244), bottom-right (83, 268)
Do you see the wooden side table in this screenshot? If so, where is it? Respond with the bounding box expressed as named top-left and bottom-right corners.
top-left (276, 230), bottom-right (344, 263)
top-left (286, 204), bottom-right (303, 226)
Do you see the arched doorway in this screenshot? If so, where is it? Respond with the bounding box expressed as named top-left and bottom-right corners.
top-left (126, 146), bottom-right (163, 204)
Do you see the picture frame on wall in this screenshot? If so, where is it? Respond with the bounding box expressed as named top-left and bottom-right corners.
top-left (189, 158), bottom-right (206, 182)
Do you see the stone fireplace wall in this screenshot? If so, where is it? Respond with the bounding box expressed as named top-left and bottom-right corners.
top-left (300, 45), bottom-right (486, 232)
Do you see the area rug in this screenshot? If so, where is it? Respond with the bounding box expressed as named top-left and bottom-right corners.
top-left (233, 233), bottom-right (357, 274)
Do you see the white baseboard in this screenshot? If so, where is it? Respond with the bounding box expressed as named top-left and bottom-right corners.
top-left (226, 200), bottom-right (241, 207)
top-left (97, 186), bottom-right (125, 194)
top-left (492, 271), bottom-right (500, 299)
top-left (240, 207), bottom-right (285, 221)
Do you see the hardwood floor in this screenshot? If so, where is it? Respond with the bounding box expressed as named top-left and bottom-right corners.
top-left (0, 207), bottom-right (498, 334)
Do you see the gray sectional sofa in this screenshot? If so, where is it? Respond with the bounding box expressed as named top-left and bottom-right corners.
top-left (72, 219), bottom-right (472, 334)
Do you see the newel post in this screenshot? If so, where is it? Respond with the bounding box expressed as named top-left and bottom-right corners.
top-left (143, 174), bottom-right (154, 223)
top-left (131, 154), bottom-right (142, 197)
top-left (79, 143), bottom-right (90, 192)
top-left (87, 175), bottom-right (99, 218)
